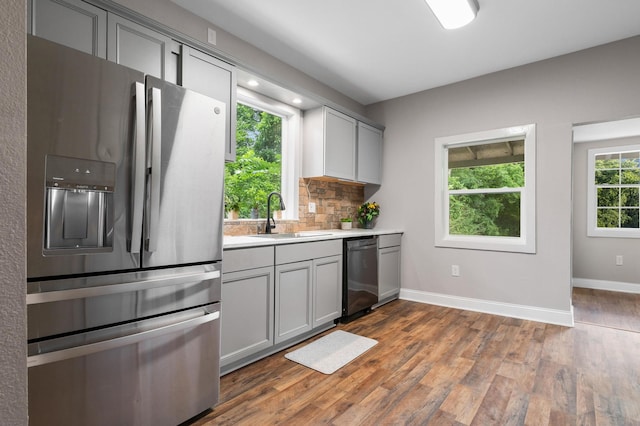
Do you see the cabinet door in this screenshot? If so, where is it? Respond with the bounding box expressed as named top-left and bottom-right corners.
top-left (378, 245), bottom-right (401, 301)
top-left (324, 108), bottom-right (356, 180)
top-left (357, 122), bottom-right (383, 184)
top-left (181, 46), bottom-right (237, 162)
top-left (29, 0), bottom-right (106, 58)
top-left (275, 261), bottom-right (312, 344)
top-left (107, 13), bottom-right (175, 82)
top-left (221, 266), bottom-right (274, 367)
top-left (313, 255), bottom-right (343, 328)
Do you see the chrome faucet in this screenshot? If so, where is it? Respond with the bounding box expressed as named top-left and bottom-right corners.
top-left (265, 191), bottom-right (286, 234)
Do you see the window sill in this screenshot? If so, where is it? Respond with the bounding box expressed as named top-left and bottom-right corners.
top-left (436, 235), bottom-right (536, 254)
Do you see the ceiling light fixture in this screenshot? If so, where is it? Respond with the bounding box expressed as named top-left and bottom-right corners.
top-left (424, 0), bottom-right (479, 30)
top-left (292, 98), bottom-right (302, 104)
top-left (247, 79), bottom-right (259, 87)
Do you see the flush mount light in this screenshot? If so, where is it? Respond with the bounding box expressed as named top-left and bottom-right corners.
top-left (424, 0), bottom-right (479, 30)
top-left (292, 98), bottom-right (302, 104)
top-left (247, 79), bottom-right (259, 87)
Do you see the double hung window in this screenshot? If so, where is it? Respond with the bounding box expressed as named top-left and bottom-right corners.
top-left (587, 145), bottom-right (640, 237)
top-left (435, 124), bottom-right (536, 253)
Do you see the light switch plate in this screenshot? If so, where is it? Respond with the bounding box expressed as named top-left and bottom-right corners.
top-left (207, 28), bottom-right (217, 45)
top-left (308, 202), bottom-right (316, 213)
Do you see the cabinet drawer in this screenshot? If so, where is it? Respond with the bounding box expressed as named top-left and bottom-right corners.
top-left (378, 233), bottom-right (402, 248)
top-left (276, 239), bottom-right (342, 265)
top-left (223, 246), bottom-right (274, 273)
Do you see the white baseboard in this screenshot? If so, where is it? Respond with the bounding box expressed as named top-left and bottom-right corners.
top-left (572, 278), bottom-right (640, 294)
top-left (399, 289), bottom-right (574, 327)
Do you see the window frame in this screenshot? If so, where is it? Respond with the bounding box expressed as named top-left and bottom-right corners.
top-left (230, 87), bottom-right (301, 220)
top-left (434, 124), bottom-right (537, 253)
top-left (587, 144), bottom-right (640, 238)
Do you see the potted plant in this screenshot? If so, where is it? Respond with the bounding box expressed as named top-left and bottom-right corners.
top-left (225, 194), bottom-right (240, 220)
top-left (358, 202), bottom-right (380, 229)
top-left (340, 217), bottom-right (353, 230)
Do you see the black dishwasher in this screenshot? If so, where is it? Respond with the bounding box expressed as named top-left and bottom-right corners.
top-left (342, 236), bottom-right (378, 322)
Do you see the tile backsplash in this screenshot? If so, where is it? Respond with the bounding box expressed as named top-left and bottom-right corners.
top-left (223, 178), bottom-right (364, 236)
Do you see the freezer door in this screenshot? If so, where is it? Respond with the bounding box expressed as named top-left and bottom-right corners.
top-left (143, 76), bottom-right (226, 268)
top-left (27, 263), bottom-right (221, 341)
top-left (27, 35), bottom-right (145, 278)
top-left (28, 303), bottom-right (221, 426)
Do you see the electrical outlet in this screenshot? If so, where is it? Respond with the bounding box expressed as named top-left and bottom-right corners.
top-left (616, 255), bottom-right (623, 266)
top-left (308, 202), bottom-right (316, 213)
top-left (451, 265), bottom-right (460, 277)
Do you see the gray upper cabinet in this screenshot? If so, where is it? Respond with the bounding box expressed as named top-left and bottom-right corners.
top-left (29, 0), bottom-right (107, 58)
top-left (303, 106), bottom-right (384, 184)
top-left (357, 122), bottom-right (383, 185)
top-left (325, 108), bottom-right (357, 180)
top-left (181, 46), bottom-right (237, 162)
top-left (107, 13), bottom-right (177, 83)
top-left (303, 106), bottom-right (357, 181)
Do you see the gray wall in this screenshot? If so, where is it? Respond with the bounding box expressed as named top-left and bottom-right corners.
top-left (573, 136), bottom-right (640, 286)
top-left (110, 0), bottom-right (366, 116)
top-left (366, 36), bottom-right (640, 314)
top-left (0, 0), bottom-right (27, 424)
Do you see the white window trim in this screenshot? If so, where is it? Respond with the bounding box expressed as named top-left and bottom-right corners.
top-left (587, 144), bottom-right (640, 238)
top-left (235, 87), bottom-right (301, 220)
top-left (434, 124), bottom-right (537, 253)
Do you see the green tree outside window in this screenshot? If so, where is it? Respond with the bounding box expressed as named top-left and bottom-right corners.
top-left (225, 104), bottom-right (282, 218)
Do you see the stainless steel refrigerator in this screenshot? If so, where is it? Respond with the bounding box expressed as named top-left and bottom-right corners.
top-left (26, 35), bottom-right (226, 426)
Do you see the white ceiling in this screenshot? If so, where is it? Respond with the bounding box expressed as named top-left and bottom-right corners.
top-left (173, 0), bottom-right (640, 106)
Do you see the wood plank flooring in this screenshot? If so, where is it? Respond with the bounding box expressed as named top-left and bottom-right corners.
top-left (190, 290), bottom-right (640, 425)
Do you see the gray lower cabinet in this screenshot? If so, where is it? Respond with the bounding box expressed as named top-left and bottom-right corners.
top-left (222, 240), bottom-right (342, 371)
top-left (221, 246), bottom-right (274, 368)
top-left (275, 240), bottom-right (342, 344)
top-left (275, 260), bottom-right (313, 344)
top-left (378, 234), bottom-right (402, 301)
top-left (181, 46), bottom-right (237, 162)
top-left (107, 13), bottom-right (178, 83)
top-left (313, 255), bottom-right (343, 328)
top-left (29, 0), bottom-right (107, 58)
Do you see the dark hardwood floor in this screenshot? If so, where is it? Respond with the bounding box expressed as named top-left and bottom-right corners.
top-left (192, 289), bottom-right (640, 425)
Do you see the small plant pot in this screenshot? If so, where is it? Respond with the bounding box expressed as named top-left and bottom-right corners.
top-left (341, 221), bottom-right (352, 230)
top-left (361, 218), bottom-right (376, 229)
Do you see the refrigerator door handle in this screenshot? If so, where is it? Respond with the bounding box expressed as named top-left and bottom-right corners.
top-left (147, 86), bottom-right (162, 253)
top-left (27, 269), bottom-right (220, 305)
top-left (27, 309), bottom-right (220, 367)
top-left (130, 82), bottom-right (146, 254)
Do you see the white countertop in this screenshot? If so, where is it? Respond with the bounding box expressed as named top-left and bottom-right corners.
top-left (223, 228), bottom-right (403, 249)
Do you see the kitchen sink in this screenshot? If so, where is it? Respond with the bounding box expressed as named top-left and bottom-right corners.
top-left (252, 232), bottom-right (334, 239)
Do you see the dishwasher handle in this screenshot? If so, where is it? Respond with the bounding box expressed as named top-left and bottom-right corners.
top-left (346, 237), bottom-right (378, 251)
